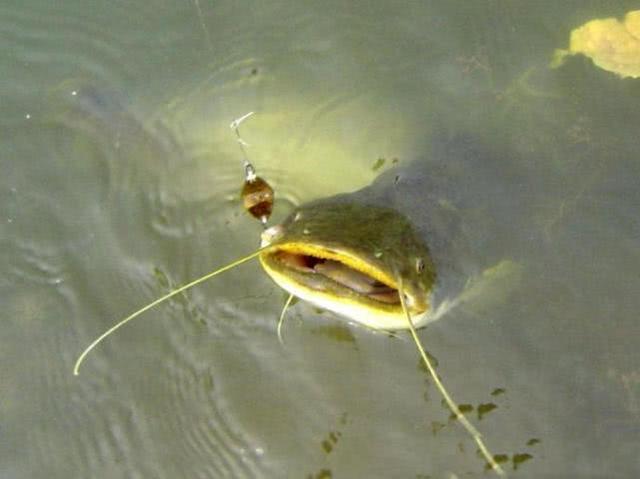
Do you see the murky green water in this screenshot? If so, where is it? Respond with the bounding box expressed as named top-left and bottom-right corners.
top-left (2, 1), bottom-right (640, 478)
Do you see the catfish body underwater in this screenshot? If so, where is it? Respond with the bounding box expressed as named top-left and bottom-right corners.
top-left (255, 134), bottom-right (525, 476)
top-left (259, 135), bottom-right (530, 331)
top-left (68, 94), bottom-right (522, 475)
top-left (59, 83), bottom-right (526, 336)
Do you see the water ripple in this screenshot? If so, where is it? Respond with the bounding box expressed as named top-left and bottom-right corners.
top-left (0, 4), bottom-right (135, 92)
top-left (155, 353), bottom-right (266, 478)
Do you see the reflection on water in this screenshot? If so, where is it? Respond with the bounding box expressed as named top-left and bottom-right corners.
top-left (2, 1), bottom-right (640, 478)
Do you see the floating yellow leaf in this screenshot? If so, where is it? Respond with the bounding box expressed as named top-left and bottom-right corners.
top-left (552, 10), bottom-right (640, 78)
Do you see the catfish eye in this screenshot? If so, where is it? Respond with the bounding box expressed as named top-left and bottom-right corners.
top-left (415, 258), bottom-right (425, 273)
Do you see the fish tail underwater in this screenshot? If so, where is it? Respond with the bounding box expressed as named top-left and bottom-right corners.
top-left (73, 114), bottom-right (518, 476)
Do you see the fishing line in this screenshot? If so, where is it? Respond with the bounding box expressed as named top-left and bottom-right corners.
top-left (398, 277), bottom-right (506, 477)
top-left (230, 111), bottom-right (257, 181)
top-left (192, 0), bottom-right (213, 50)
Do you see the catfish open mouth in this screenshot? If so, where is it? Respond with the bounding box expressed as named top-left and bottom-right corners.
top-left (270, 249), bottom-right (401, 304)
top-left (259, 241), bottom-right (431, 330)
top-left (257, 240), bottom-right (432, 321)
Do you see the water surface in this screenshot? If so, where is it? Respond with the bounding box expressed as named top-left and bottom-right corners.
top-left (2, 1), bottom-right (639, 478)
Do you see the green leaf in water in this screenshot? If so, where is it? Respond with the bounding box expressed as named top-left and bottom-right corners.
top-left (477, 402), bottom-right (497, 420)
top-left (513, 452), bottom-right (533, 470)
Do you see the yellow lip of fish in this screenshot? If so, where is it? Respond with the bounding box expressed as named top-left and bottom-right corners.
top-left (258, 202), bottom-right (434, 331)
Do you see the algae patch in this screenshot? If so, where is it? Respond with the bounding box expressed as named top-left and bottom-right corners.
top-left (552, 10), bottom-right (640, 78)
